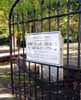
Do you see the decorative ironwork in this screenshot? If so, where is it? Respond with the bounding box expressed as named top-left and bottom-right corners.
top-left (9, 0), bottom-right (81, 100)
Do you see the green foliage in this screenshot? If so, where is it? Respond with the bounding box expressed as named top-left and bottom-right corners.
top-left (0, 0), bottom-right (80, 43)
top-left (71, 0), bottom-right (80, 10)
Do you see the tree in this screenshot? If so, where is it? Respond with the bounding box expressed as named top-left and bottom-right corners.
top-left (0, 0), bottom-right (80, 43)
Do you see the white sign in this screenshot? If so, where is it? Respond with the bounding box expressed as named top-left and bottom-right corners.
top-left (25, 31), bottom-right (63, 66)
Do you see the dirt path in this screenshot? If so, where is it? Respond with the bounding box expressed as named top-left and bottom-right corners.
top-left (0, 64), bottom-right (15, 100)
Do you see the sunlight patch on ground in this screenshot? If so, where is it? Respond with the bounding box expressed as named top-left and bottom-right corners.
top-left (0, 93), bottom-right (14, 98)
top-left (0, 64), bottom-right (10, 68)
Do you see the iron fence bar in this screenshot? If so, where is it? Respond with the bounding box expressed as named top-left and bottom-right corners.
top-left (16, 13), bottom-right (20, 57)
top-left (21, 12), bottom-right (26, 100)
top-left (10, 10), bottom-right (81, 26)
top-left (16, 13), bottom-right (22, 100)
top-left (9, 15), bottom-right (14, 95)
top-left (34, 63), bottom-right (37, 100)
top-left (26, 15), bottom-right (31, 100)
top-left (40, 64), bottom-right (44, 100)
top-left (12, 14), bottom-right (16, 55)
top-left (67, 0), bottom-right (70, 66)
top-left (48, 0), bottom-right (51, 31)
top-left (11, 14), bottom-right (16, 95)
top-left (56, 1), bottom-right (60, 99)
top-left (28, 61), bottom-right (32, 98)
top-left (56, 0), bottom-right (60, 31)
top-left (48, 65), bottom-right (51, 100)
top-left (77, 14), bottom-right (81, 68)
top-left (27, 10), bottom-right (32, 98)
top-left (25, 59), bottom-right (81, 71)
top-left (27, 12), bottom-right (32, 99)
top-left (21, 12), bottom-right (25, 56)
top-left (26, 11), bottom-right (32, 98)
top-left (18, 59), bottom-right (22, 100)
top-left (40, 0), bottom-right (43, 32)
top-left (12, 13), bottom-right (18, 97)
top-left (31, 9), bottom-right (36, 32)
top-left (9, 0), bottom-right (20, 94)
top-left (77, 0), bottom-right (81, 99)
top-left (78, 0), bottom-right (81, 69)
top-left (27, 11), bottom-right (30, 33)
top-left (56, 67), bottom-right (59, 100)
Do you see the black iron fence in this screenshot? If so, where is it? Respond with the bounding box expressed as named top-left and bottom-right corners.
top-left (9, 0), bottom-right (81, 100)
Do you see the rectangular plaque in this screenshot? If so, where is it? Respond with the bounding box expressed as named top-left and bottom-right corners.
top-left (25, 31), bottom-right (63, 66)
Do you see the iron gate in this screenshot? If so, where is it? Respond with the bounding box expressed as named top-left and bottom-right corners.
top-left (9, 0), bottom-right (81, 100)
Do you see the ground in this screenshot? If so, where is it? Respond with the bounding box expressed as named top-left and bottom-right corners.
top-left (0, 63), bottom-right (15, 100)
top-left (0, 43), bottom-right (81, 100)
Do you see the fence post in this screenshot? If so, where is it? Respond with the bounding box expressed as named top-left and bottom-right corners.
top-left (9, 0), bottom-right (20, 94)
